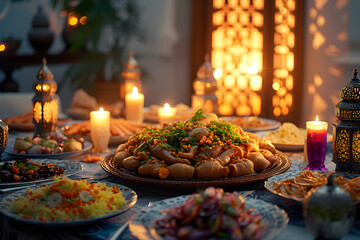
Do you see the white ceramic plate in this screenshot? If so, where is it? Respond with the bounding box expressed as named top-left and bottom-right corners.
top-left (264, 170), bottom-right (356, 203)
top-left (0, 182), bottom-right (137, 226)
top-left (221, 116), bottom-right (281, 132)
top-left (0, 159), bottom-right (83, 188)
top-left (5, 140), bottom-right (92, 159)
top-left (129, 195), bottom-right (289, 240)
top-left (61, 130), bottom-right (130, 146)
top-left (264, 171), bottom-right (309, 203)
top-left (256, 132), bottom-right (333, 151)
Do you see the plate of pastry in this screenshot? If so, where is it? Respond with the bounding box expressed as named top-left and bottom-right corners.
top-left (61, 118), bottom-right (148, 145)
top-left (4, 111), bottom-right (70, 132)
top-left (102, 110), bottom-right (291, 188)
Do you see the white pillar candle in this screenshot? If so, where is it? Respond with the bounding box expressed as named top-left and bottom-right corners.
top-left (90, 107), bottom-right (110, 153)
top-left (158, 103), bottom-right (177, 123)
top-left (125, 87), bottom-right (144, 123)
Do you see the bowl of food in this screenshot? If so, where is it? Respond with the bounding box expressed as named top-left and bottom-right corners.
top-left (130, 187), bottom-right (289, 240)
top-left (0, 177), bottom-right (137, 226)
top-left (6, 135), bottom-right (92, 159)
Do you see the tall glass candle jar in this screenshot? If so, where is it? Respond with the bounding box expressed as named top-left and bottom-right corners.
top-left (306, 116), bottom-right (328, 170)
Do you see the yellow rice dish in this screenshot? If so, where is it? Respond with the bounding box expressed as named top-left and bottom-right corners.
top-left (264, 122), bottom-right (306, 145)
top-left (8, 177), bottom-right (125, 222)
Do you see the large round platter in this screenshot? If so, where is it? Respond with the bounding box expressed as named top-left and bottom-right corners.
top-left (0, 182), bottom-right (137, 226)
top-left (5, 140), bottom-right (92, 159)
top-left (129, 195), bottom-right (289, 240)
top-left (0, 159), bottom-right (83, 188)
top-left (264, 171), bottom-right (307, 203)
top-left (101, 151), bottom-right (291, 188)
top-left (221, 116), bottom-right (281, 132)
top-left (264, 170), bottom-right (358, 203)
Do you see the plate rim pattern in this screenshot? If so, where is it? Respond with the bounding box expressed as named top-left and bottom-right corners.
top-left (129, 195), bottom-right (289, 240)
top-left (0, 182), bottom-right (137, 226)
top-left (101, 150), bottom-right (291, 188)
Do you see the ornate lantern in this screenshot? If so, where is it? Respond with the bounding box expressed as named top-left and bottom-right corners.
top-left (333, 69), bottom-right (360, 173)
top-left (191, 54), bottom-right (218, 114)
top-left (32, 58), bottom-right (58, 138)
top-left (0, 120), bottom-right (8, 155)
top-left (122, 51), bottom-right (142, 96)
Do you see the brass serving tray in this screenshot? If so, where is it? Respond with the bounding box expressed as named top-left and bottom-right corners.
top-left (101, 151), bottom-right (291, 188)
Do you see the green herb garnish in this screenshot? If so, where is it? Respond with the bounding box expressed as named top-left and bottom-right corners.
top-left (191, 109), bottom-right (206, 122)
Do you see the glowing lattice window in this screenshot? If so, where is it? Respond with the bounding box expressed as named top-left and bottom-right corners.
top-left (272, 0), bottom-right (296, 117)
top-left (212, 0), bottom-right (264, 116)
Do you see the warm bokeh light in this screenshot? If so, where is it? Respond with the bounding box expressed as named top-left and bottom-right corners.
top-left (68, 16), bottom-right (79, 27)
top-left (272, 82), bottom-right (280, 91)
top-left (271, 0), bottom-right (296, 117)
top-left (0, 44), bottom-right (5, 52)
top-left (247, 65), bottom-right (259, 75)
top-left (79, 16), bottom-right (87, 25)
top-left (211, 0), bottom-right (297, 117)
top-left (212, 0), bottom-right (264, 116)
top-left (213, 68), bottom-right (223, 80)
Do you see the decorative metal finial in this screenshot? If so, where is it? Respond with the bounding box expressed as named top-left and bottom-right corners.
top-left (353, 68), bottom-right (358, 79)
top-left (204, 53), bottom-right (210, 61)
top-left (37, 58), bottom-right (54, 80)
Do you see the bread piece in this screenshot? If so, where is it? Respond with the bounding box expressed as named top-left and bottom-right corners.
top-left (71, 89), bottom-right (97, 109)
top-left (195, 160), bottom-right (229, 179)
top-left (229, 159), bottom-right (255, 176)
top-left (246, 152), bottom-right (271, 171)
top-left (167, 163), bottom-right (195, 179)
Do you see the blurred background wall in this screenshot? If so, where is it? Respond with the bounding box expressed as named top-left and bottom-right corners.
top-left (0, 0), bottom-right (192, 110)
top-left (0, 0), bottom-right (359, 128)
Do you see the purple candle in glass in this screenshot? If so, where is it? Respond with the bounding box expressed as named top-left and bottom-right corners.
top-left (306, 116), bottom-right (328, 170)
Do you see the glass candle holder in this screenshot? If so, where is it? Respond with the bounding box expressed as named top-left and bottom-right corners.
top-left (90, 108), bottom-right (110, 153)
top-left (306, 119), bottom-right (328, 170)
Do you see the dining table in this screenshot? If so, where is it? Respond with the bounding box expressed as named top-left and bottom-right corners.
top-left (1, 125), bottom-right (360, 240)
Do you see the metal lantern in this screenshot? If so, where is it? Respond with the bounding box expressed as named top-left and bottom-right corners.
top-left (122, 51), bottom-right (142, 96)
top-left (333, 68), bottom-right (360, 173)
top-left (32, 58), bottom-right (58, 138)
top-left (303, 175), bottom-right (355, 239)
top-left (191, 54), bottom-right (218, 114)
top-left (0, 120), bottom-right (8, 155)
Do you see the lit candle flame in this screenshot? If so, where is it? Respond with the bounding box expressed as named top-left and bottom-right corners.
top-left (164, 103), bottom-right (170, 112)
top-left (0, 44), bottom-right (5, 52)
top-left (99, 107), bottom-right (104, 112)
top-left (316, 115), bottom-right (319, 122)
top-left (132, 87), bottom-right (139, 97)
